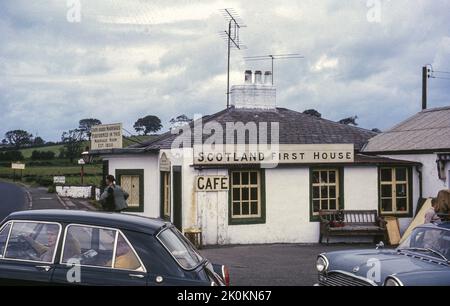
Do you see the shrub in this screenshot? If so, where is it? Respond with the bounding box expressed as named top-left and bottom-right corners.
top-left (31, 150), bottom-right (55, 160)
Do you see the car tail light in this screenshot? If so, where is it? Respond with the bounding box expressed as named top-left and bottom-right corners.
top-left (221, 265), bottom-right (230, 286)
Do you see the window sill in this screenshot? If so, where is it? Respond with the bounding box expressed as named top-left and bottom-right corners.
top-left (229, 217), bottom-right (265, 225)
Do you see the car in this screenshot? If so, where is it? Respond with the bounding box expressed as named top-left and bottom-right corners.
top-left (315, 222), bottom-right (450, 286)
top-left (0, 209), bottom-right (230, 286)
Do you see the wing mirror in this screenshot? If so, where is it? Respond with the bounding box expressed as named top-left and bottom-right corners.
top-left (376, 241), bottom-right (384, 250)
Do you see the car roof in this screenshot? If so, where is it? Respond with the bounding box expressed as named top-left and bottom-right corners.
top-left (4, 209), bottom-right (169, 235)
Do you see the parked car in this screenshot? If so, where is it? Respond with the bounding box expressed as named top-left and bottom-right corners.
top-left (0, 209), bottom-right (230, 286)
top-left (315, 222), bottom-right (450, 286)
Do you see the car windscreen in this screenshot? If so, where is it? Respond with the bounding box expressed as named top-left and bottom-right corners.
top-left (398, 227), bottom-right (450, 261)
top-left (157, 227), bottom-right (204, 270)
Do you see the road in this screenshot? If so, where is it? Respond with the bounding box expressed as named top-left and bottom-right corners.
top-left (0, 182), bottom-right (27, 221)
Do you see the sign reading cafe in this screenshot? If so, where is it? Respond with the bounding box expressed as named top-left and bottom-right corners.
top-left (193, 144), bottom-right (354, 165)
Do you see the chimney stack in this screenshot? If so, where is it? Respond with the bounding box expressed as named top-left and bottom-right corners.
top-left (254, 71), bottom-right (262, 84)
top-left (264, 71), bottom-right (273, 85)
top-left (245, 70), bottom-right (252, 84)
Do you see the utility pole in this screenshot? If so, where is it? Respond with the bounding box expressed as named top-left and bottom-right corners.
top-left (422, 66), bottom-right (428, 110)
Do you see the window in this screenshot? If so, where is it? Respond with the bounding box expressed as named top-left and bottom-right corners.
top-left (116, 169), bottom-right (144, 212)
top-left (379, 167), bottom-right (412, 216)
top-left (229, 170), bottom-right (265, 225)
top-left (0, 223), bottom-right (12, 258)
top-left (113, 233), bottom-right (143, 271)
top-left (4, 222), bottom-right (61, 263)
top-left (161, 172), bottom-right (171, 219)
top-left (311, 169), bottom-right (341, 217)
top-left (61, 225), bottom-right (116, 268)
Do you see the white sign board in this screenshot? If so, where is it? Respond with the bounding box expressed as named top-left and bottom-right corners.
top-left (53, 176), bottom-right (66, 184)
top-left (196, 176), bottom-right (229, 192)
top-left (193, 144), bottom-right (354, 166)
top-left (159, 153), bottom-right (171, 172)
top-left (91, 123), bottom-right (123, 150)
top-left (11, 163), bottom-right (25, 170)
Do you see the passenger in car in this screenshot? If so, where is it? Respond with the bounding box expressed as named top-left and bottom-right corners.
top-left (108, 237), bottom-right (140, 270)
top-left (23, 225), bottom-right (59, 262)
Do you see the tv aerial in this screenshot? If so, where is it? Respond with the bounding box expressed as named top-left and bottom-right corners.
top-left (244, 54), bottom-right (304, 85)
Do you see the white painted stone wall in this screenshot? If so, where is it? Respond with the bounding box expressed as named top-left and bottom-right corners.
top-left (56, 186), bottom-right (99, 200)
top-left (230, 85), bottom-right (276, 109)
top-left (104, 154), bottom-right (159, 218)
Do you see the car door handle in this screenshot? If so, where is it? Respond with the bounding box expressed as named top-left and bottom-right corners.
top-left (129, 274), bottom-right (145, 279)
top-left (35, 265), bottom-right (52, 272)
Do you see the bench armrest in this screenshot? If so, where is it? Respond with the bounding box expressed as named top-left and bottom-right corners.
top-left (376, 216), bottom-right (387, 228)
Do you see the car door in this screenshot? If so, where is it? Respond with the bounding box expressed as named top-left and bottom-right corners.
top-left (0, 221), bottom-right (62, 285)
top-left (51, 224), bottom-right (147, 286)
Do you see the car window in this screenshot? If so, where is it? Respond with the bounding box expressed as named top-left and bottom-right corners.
top-left (61, 225), bottom-right (116, 268)
top-left (0, 223), bottom-right (12, 258)
top-left (399, 227), bottom-right (450, 261)
top-left (157, 227), bottom-right (203, 270)
top-left (112, 233), bottom-right (144, 271)
top-left (4, 222), bottom-right (60, 263)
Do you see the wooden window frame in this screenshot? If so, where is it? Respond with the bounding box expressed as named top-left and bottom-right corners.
top-left (378, 166), bottom-right (413, 218)
top-left (160, 171), bottom-right (171, 220)
top-left (228, 169), bottom-right (266, 225)
top-left (310, 167), bottom-right (344, 222)
top-left (115, 169), bottom-right (144, 213)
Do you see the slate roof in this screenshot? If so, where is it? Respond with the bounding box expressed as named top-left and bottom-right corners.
top-left (128, 106), bottom-right (377, 151)
top-left (363, 106), bottom-right (450, 153)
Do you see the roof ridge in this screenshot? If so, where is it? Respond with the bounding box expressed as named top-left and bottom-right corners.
top-left (421, 105), bottom-right (450, 113)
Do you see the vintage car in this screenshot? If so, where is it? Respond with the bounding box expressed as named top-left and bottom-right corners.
top-left (316, 222), bottom-right (450, 286)
top-left (0, 209), bottom-right (230, 286)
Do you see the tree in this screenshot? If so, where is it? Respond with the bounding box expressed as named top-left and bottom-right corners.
top-left (33, 136), bottom-right (45, 146)
top-left (303, 109), bottom-right (322, 118)
top-left (170, 114), bottom-right (192, 130)
top-left (338, 116), bottom-right (359, 126)
top-left (1, 139), bottom-right (7, 146)
top-left (133, 115), bottom-right (162, 135)
top-left (61, 129), bottom-right (83, 163)
top-left (4, 130), bottom-right (33, 148)
top-left (371, 128), bottom-right (382, 133)
top-left (79, 118), bottom-right (102, 141)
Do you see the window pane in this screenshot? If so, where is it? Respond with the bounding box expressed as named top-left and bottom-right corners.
top-left (321, 199), bottom-right (329, 210)
top-left (241, 172), bottom-right (249, 185)
top-left (396, 184), bottom-right (407, 197)
top-left (5, 222), bottom-right (60, 263)
top-left (381, 185), bottom-right (392, 198)
top-left (321, 186), bottom-right (328, 198)
top-left (312, 171), bottom-right (320, 184)
top-left (232, 172), bottom-right (240, 185)
top-left (250, 188), bottom-right (258, 201)
top-left (232, 202), bottom-right (241, 216)
top-left (381, 168), bottom-right (392, 182)
top-left (242, 202), bottom-right (250, 215)
top-left (381, 199), bottom-right (393, 212)
top-left (114, 234), bottom-right (142, 271)
top-left (0, 223), bottom-right (11, 258)
top-left (312, 186), bottom-right (320, 199)
top-left (329, 186), bottom-right (336, 198)
top-left (329, 171), bottom-right (336, 183)
top-left (396, 198), bottom-right (407, 213)
top-left (242, 188), bottom-right (249, 201)
top-left (251, 202), bottom-right (258, 215)
top-left (396, 168), bottom-right (407, 181)
top-left (329, 199), bottom-right (337, 210)
top-left (250, 172), bottom-right (257, 185)
top-left (232, 188), bottom-right (240, 201)
top-left (320, 171), bottom-right (328, 183)
top-left (313, 200), bottom-right (320, 213)
top-left (61, 226), bottom-right (115, 268)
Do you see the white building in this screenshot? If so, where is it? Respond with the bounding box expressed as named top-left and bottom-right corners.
top-left (93, 71), bottom-right (421, 245)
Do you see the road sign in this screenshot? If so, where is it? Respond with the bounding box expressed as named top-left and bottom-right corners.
top-left (11, 163), bottom-right (25, 170)
top-left (53, 176), bottom-right (66, 184)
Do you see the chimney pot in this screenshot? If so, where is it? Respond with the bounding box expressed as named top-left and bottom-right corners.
top-left (244, 70), bottom-right (252, 84)
top-left (254, 70), bottom-right (262, 84)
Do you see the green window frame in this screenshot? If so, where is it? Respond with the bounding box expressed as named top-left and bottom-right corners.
top-left (228, 169), bottom-right (266, 225)
top-left (160, 171), bottom-right (171, 221)
top-left (310, 168), bottom-right (344, 222)
top-left (115, 169), bottom-right (144, 213)
top-left (378, 167), bottom-right (413, 217)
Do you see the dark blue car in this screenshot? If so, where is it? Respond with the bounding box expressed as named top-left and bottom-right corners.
top-left (316, 222), bottom-right (450, 286)
top-left (0, 209), bottom-right (229, 286)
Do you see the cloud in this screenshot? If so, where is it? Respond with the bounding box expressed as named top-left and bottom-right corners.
top-left (0, 0), bottom-right (449, 141)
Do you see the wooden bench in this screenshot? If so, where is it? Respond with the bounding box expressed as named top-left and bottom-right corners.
top-left (319, 210), bottom-right (387, 244)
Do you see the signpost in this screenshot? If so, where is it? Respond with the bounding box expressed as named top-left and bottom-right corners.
top-left (78, 159), bottom-right (85, 185)
top-left (11, 162), bottom-right (25, 182)
top-left (53, 176), bottom-right (66, 184)
top-left (90, 123), bottom-right (123, 150)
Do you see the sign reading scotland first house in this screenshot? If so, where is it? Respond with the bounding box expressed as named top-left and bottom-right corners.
top-left (91, 123), bottom-right (123, 150)
top-left (193, 144), bottom-right (354, 166)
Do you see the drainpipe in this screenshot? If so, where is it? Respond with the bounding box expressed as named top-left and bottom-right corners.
top-left (415, 165), bottom-right (423, 216)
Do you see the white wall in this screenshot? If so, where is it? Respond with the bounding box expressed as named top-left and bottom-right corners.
top-left (344, 167), bottom-right (378, 211)
top-left (104, 154), bottom-right (159, 218)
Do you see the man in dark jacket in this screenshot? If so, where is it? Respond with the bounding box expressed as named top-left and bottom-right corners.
top-left (100, 175), bottom-right (129, 212)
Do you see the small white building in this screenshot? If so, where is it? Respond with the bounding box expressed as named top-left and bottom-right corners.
top-left (93, 71), bottom-right (421, 245)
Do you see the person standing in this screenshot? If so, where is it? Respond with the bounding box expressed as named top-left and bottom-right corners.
top-left (100, 175), bottom-right (129, 212)
top-left (424, 198), bottom-right (441, 224)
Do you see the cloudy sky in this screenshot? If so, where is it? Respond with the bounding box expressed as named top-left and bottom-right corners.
top-left (1, 0), bottom-right (449, 141)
